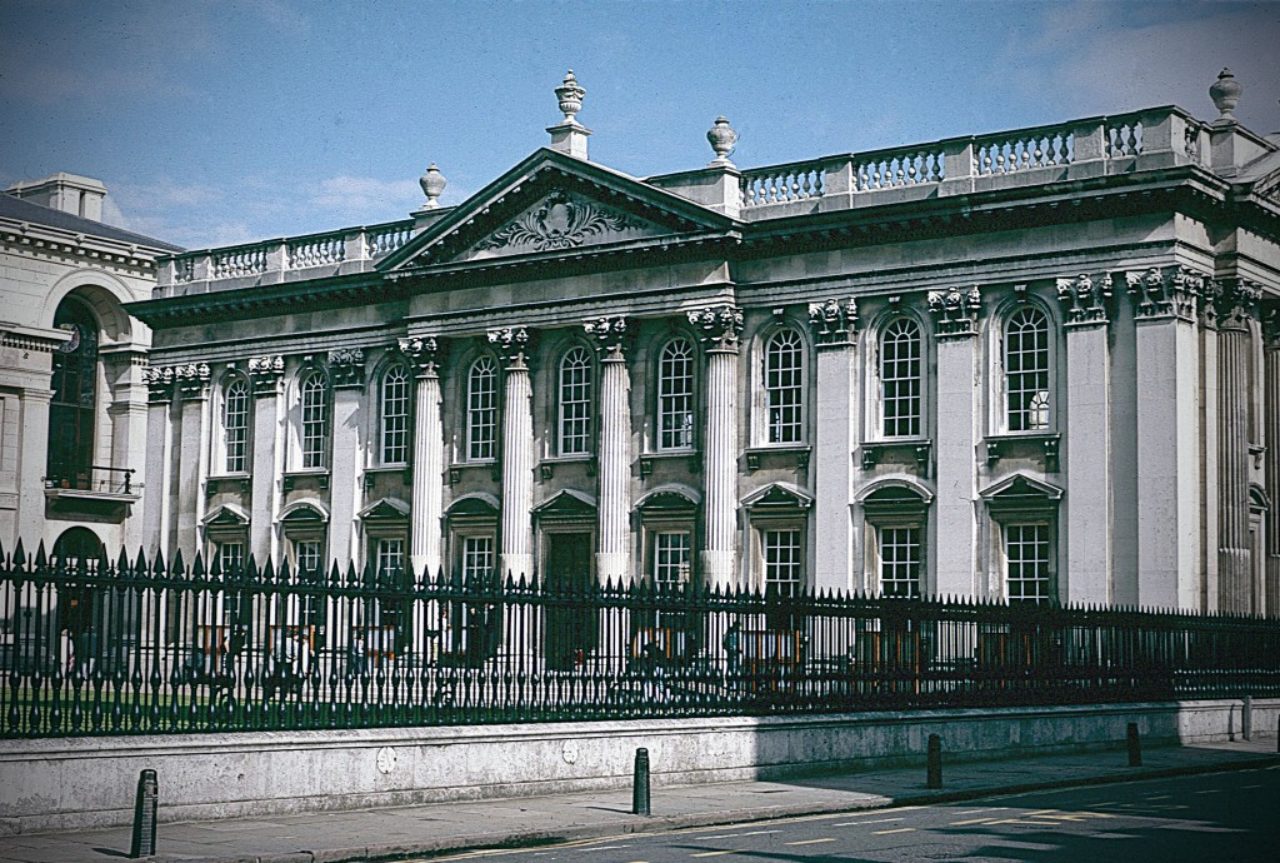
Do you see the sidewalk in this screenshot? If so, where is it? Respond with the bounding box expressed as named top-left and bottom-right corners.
top-left (3, 738), bottom-right (1277, 863)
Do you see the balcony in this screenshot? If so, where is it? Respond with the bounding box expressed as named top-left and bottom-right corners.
top-left (44, 465), bottom-right (139, 518)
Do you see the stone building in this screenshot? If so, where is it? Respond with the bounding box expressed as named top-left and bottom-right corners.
top-left (0, 173), bottom-right (178, 558)
top-left (131, 69), bottom-right (1280, 621)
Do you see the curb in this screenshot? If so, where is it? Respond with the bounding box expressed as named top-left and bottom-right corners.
top-left (147, 752), bottom-right (1280, 863)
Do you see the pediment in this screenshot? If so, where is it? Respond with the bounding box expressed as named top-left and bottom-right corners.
top-left (742, 482), bottom-right (814, 511)
top-left (533, 488), bottom-right (597, 516)
top-left (358, 497), bottom-right (410, 522)
top-left (380, 149), bottom-right (733, 272)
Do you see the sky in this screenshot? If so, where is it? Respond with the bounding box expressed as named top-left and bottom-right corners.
top-left (1, 0), bottom-right (1277, 251)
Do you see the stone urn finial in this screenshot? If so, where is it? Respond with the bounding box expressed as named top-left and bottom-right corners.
top-left (1210, 67), bottom-right (1242, 122)
top-left (418, 163), bottom-right (446, 209)
top-left (556, 69), bottom-right (586, 124)
top-left (707, 116), bottom-right (738, 166)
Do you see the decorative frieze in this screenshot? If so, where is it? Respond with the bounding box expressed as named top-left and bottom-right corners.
top-left (247, 355), bottom-right (284, 396)
top-left (327, 348), bottom-right (366, 389)
top-left (927, 286), bottom-right (981, 338)
top-left (583, 316), bottom-right (628, 360)
top-left (806, 298), bottom-right (859, 346)
top-left (687, 304), bottom-right (744, 352)
top-left (145, 366), bottom-right (175, 402)
top-left (488, 326), bottom-right (534, 368)
top-left (476, 191), bottom-right (639, 253)
top-left (1125, 266), bottom-right (1203, 320)
top-left (398, 335), bottom-right (443, 378)
top-left (1055, 273), bottom-right (1112, 326)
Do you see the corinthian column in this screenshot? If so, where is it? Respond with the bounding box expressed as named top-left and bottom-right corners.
top-left (585, 316), bottom-right (631, 584)
top-left (247, 355), bottom-right (284, 564)
top-left (490, 327), bottom-right (535, 579)
top-left (1265, 305), bottom-right (1280, 617)
top-left (1213, 280), bottom-right (1259, 612)
top-left (142, 366), bottom-right (175, 559)
top-left (688, 305), bottom-right (743, 590)
top-left (399, 336), bottom-right (445, 579)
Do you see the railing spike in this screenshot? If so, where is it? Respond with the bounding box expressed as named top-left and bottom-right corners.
top-left (33, 540), bottom-right (48, 568)
top-left (189, 550), bottom-right (203, 579)
top-left (12, 537), bottom-right (26, 567)
top-left (172, 547), bottom-right (187, 575)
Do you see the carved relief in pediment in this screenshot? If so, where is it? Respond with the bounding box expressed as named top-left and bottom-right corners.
top-left (460, 190), bottom-right (663, 260)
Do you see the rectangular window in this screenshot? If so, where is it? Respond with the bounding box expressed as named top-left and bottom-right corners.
top-left (1005, 523), bottom-right (1051, 603)
top-left (653, 531), bottom-right (691, 586)
top-left (765, 331), bottom-right (804, 444)
top-left (224, 381), bottom-right (249, 473)
top-left (218, 541), bottom-right (246, 624)
top-left (462, 536), bottom-right (494, 580)
top-left (881, 320), bottom-right (921, 437)
top-left (763, 528), bottom-right (802, 597)
top-left (658, 340), bottom-right (695, 450)
top-left (381, 367), bottom-right (410, 463)
top-left (376, 538), bottom-right (405, 576)
top-left (301, 373), bottom-right (329, 469)
top-left (295, 540), bottom-right (322, 576)
top-left (467, 359), bottom-right (498, 461)
top-left (559, 348), bottom-right (592, 456)
top-left (878, 526), bottom-right (921, 598)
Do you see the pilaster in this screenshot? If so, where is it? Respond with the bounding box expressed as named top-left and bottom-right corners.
top-left (928, 287), bottom-right (981, 597)
top-left (174, 363), bottom-right (211, 563)
top-left (584, 316), bottom-right (632, 585)
top-left (142, 367), bottom-right (175, 559)
top-left (398, 336), bottom-right (445, 579)
top-left (807, 298), bottom-right (860, 592)
top-left (490, 327), bottom-right (536, 579)
top-left (1264, 304), bottom-right (1280, 617)
top-left (688, 305), bottom-right (743, 589)
top-left (1056, 273), bottom-right (1113, 605)
top-left (326, 349), bottom-right (365, 568)
top-left (1126, 266), bottom-right (1205, 610)
top-left (247, 356), bottom-right (284, 564)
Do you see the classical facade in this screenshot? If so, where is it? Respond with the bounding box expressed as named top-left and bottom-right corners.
top-left (0, 174), bottom-right (178, 557)
top-left (132, 70), bottom-right (1280, 617)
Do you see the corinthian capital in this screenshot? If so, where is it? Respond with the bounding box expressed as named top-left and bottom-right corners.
top-left (398, 335), bottom-right (443, 377)
top-left (247, 355), bottom-right (285, 395)
top-left (1202, 278), bottom-right (1261, 330)
top-left (687, 304), bottom-right (743, 351)
top-left (488, 326), bottom-right (534, 369)
top-left (1125, 266), bottom-right (1203, 321)
top-left (145, 366), bottom-right (175, 403)
top-left (583, 316), bottom-right (628, 360)
top-left (327, 348), bottom-right (366, 389)
top-left (1055, 273), bottom-right (1112, 327)
top-left (174, 362), bottom-right (211, 399)
top-left (806, 298), bottom-right (859, 345)
top-left (927, 285), bottom-right (981, 338)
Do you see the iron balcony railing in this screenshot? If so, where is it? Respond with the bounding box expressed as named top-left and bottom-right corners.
top-left (2, 542), bottom-right (1279, 738)
top-left (42, 465), bottom-right (137, 496)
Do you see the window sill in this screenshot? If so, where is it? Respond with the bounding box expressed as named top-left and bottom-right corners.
top-left (364, 464), bottom-right (411, 489)
top-left (539, 455), bottom-right (595, 480)
top-left (448, 460), bottom-right (500, 484)
top-left (985, 432), bottom-right (1060, 471)
top-left (860, 439), bottom-right (932, 474)
top-left (640, 449), bottom-right (700, 477)
top-left (282, 469), bottom-right (329, 492)
top-left (206, 474), bottom-right (251, 495)
top-left (745, 445), bottom-right (810, 472)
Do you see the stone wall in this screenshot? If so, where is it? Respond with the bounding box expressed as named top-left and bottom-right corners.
top-left (1, 698), bottom-right (1275, 835)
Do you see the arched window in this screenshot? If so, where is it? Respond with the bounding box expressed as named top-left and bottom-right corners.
top-left (47, 297), bottom-right (99, 486)
top-left (380, 364), bottom-right (410, 464)
top-left (764, 329), bottom-right (804, 444)
top-left (558, 347), bottom-right (592, 456)
top-left (223, 378), bottom-right (250, 473)
top-left (1005, 307), bottom-right (1051, 431)
top-left (881, 318), bottom-right (921, 437)
top-left (300, 371), bottom-right (329, 468)
top-left (467, 356), bottom-right (497, 460)
top-left (657, 338), bottom-right (695, 450)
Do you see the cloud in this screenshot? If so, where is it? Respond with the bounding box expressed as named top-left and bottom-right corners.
top-left (308, 175), bottom-right (424, 220)
top-left (1009, 2), bottom-right (1280, 130)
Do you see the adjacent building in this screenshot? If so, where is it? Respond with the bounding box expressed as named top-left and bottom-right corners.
top-left (0, 173), bottom-right (179, 558)
top-left (130, 69), bottom-right (1280, 619)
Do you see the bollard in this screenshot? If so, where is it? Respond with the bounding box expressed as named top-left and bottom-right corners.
top-left (632, 747), bottom-right (651, 816)
top-left (926, 734), bottom-right (942, 789)
top-left (1126, 722), bottom-right (1142, 767)
top-left (1243, 695), bottom-right (1252, 741)
top-left (1276, 715), bottom-right (1279, 753)
top-left (129, 769), bottom-right (158, 859)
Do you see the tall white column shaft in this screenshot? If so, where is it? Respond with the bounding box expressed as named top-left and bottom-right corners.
top-left (326, 350), bottom-right (366, 569)
top-left (142, 369), bottom-right (174, 559)
top-left (595, 337), bottom-right (631, 584)
top-left (174, 364), bottom-right (210, 564)
top-left (492, 328), bottom-right (535, 579)
top-left (1264, 324), bottom-right (1280, 617)
top-left (249, 357), bottom-right (284, 565)
top-left (689, 306), bottom-right (742, 590)
top-left (413, 370), bottom-right (444, 578)
top-left (1218, 320), bottom-right (1252, 611)
top-left (809, 300), bottom-right (859, 593)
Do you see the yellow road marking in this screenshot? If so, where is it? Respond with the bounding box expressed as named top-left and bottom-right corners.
top-left (872, 827), bottom-right (916, 835)
top-left (692, 852), bottom-right (736, 858)
top-left (786, 838), bottom-right (836, 846)
top-left (949, 817), bottom-right (998, 826)
top-left (835, 818), bottom-right (902, 826)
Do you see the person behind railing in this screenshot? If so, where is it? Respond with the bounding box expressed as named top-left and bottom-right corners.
top-left (73, 624), bottom-right (98, 681)
top-left (723, 620), bottom-right (742, 688)
top-left (266, 627), bottom-right (299, 698)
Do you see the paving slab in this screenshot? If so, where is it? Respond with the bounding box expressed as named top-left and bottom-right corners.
top-left (0, 738), bottom-right (1276, 863)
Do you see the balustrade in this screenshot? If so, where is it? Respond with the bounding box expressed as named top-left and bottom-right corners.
top-left (853, 147), bottom-right (945, 191)
top-left (365, 221), bottom-right (414, 258)
top-left (211, 244), bottom-right (267, 279)
top-left (287, 233), bottom-right (346, 269)
top-left (1106, 118), bottom-right (1145, 158)
top-left (974, 126), bottom-right (1074, 175)
top-left (740, 162), bottom-right (825, 207)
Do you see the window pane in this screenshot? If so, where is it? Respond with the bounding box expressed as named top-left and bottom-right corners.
top-left (878, 526), bottom-right (921, 598)
top-left (47, 299), bottom-right (99, 483)
top-left (467, 357), bottom-right (497, 460)
top-left (381, 365), bottom-right (410, 463)
top-left (1005, 308), bottom-right (1050, 431)
top-left (1006, 523), bottom-right (1051, 603)
top-left (377, 538), bottom-right (405, 575)
top-left (295, 540), bottom-right (322, 577)
top-left (558, 347), bottom-right (592, 455)
top-left (462, 536), bottom-right (494, 580)
top-left (301, 372), bottom-right (329, 468)
top-left (763, 529), bottom-right (802, 597)
top-left (653, 531), bottom-right (691, 585)
top-left (881, 318), bottom-right (921, 437)
top-left (765, 329), bottom-right (804, 443)
top-left (224, 379), bottom-right (249, 473)
top-left (658, 339), bottom-right (694, 450)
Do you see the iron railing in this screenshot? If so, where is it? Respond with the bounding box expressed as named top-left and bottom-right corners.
top-left (3, 542), bottom-right (1279, 738)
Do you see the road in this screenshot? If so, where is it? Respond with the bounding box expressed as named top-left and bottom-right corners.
top-left (407, 765), bottom-right (1279, 863)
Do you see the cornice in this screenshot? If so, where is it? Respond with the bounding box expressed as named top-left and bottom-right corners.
top-left (0, 218), bottom-right (166, 270)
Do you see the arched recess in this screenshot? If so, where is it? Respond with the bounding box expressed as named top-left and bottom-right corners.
top-left (43, 272), bottom-right (138, 346)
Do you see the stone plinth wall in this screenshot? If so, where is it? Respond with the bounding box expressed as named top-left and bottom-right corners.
top-left (1, 698), bottom-right (1275, 835)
